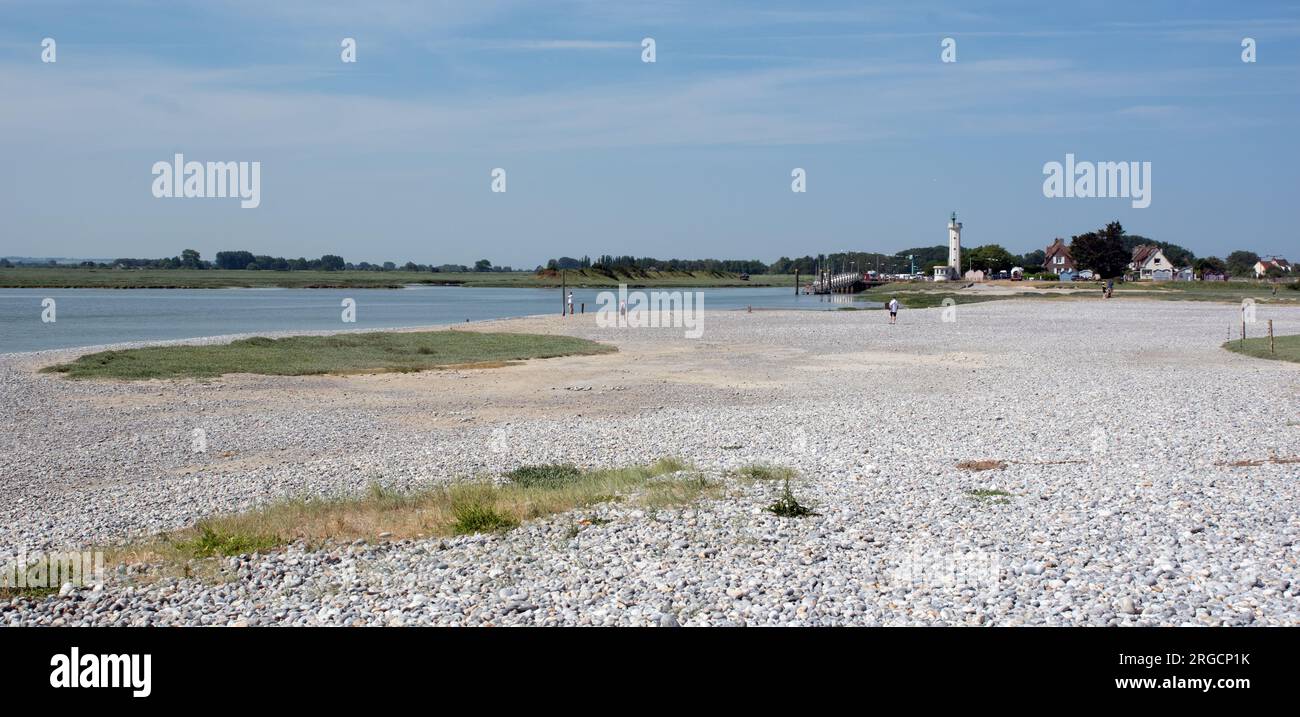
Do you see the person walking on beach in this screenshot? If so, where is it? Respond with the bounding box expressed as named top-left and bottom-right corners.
top-left (887, 297), bottom-right (900, 325)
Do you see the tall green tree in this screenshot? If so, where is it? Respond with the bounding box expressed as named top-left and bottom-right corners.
top-left (965, 244), bottom-right (1017, 272)
top-left (1226, 250), bottom-right (1260, 277)
top-left (1069, 222), bottom-right (1130, 278)
top-left (1194, 256), bottom-right (1226, 275)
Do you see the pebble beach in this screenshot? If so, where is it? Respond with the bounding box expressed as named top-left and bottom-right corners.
top-left (3, 298), bottom-right (1298, 626)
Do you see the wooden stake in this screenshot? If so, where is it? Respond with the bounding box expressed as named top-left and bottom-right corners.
top-left (1269, 319), bottom-right (1275, 354)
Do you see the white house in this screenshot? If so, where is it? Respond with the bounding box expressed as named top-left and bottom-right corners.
top-left (1254, 257), bottom-right (1292, 278)
top-left (1130, 245), bottom-right (1173, 280)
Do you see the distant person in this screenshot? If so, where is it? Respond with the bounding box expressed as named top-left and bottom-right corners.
top-left (567, 291), bottom-right (574, 316)
top-left (888, 297), bottom-right (899, 325)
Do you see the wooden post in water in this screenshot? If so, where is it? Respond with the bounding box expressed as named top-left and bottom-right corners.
top-left (561, 270), bottom-right (567, 316)
top-left (794, 269), bottom-right (799, 295)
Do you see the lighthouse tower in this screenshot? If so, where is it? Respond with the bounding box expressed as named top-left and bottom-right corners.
top-left (934, 212), bottom-right (963, 281)
top-left (947, 211), bottom-right (962, 275)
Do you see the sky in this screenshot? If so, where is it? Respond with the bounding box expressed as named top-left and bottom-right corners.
top-left (1, 0), bottom-right (1297, 267)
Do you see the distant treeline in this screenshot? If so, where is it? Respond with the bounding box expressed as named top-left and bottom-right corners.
top-left (4, 250), bottom-right (519, 273)
top-left (0, 228), bottom-right (1269, 279)
top-left (546, 256), bottom-right (771, 274)
top-left (545, 249), bottom-right (1034, 275)
top-left (543, 229), bottom-right (1210, 277)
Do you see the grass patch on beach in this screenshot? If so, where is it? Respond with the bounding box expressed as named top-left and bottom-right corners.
top-left (1215, 455), bottom-right (1300, 467)
top-left (108, 458), bottom-right (708, 571)
top-left (42, 330), bottom-right (614, 380)
top-left (966, 488), bottom-right (1013, 503)
top-left (736, 464), bottom-right (797, 482)
top-left (1222, 334), bottom-right (1300, 364)
top-left (0, 586), bottom-right (59, 600)
top-left (855, 291), bottom-right (1022, 310)
top-left (766, 478), bottom-right (818, 518)
top-left (503, 463), bottom-right (584, 487)
top-left (957, 459), bottom-right (1008, 471)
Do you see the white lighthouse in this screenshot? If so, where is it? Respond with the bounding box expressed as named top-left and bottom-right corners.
top-left (933, 211), bottom-right (962, 281)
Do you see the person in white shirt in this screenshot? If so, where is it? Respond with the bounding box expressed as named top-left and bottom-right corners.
top-left (888, 297), bottom-right (899, 324)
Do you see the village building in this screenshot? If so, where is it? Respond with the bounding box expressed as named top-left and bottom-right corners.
top-left (1043, 238), bottom-right (1075, 275)
top-left (1254, 256), bottom-right (1293, 278)
top-left (1130, 244), bottom-right (1173, 280)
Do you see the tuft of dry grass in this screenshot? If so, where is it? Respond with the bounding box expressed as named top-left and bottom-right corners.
top-left (106, 458), bottom-right (707, 576)
top-left (956, 459), bottom-right (1008, 472)
top-left (1215, 456), bottom-right (1300, 467)
top-left (735, 464), bottom-right (797, 482)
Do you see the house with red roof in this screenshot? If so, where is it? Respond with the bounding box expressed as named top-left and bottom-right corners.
top-left (1254, 257), bottom-right (1292, 278)
top-left (1043, 238), bottom-right (1074, 275)
top-left (1130, 245), bottom-right (1173, 280)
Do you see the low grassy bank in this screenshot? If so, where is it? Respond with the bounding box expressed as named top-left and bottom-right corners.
top-left (42, 330), bottom-right (614, 380)
top-left (856, 290), bottom-right (1024, 309)
top-left (109, 459), bottom-right (714, 570)
top-left (1222, 334), bottom-right (1300, 364)
top-left (0, 266), bottom-right (797, 289)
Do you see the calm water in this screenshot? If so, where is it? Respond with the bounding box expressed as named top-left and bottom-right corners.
top-left (0, 286), bottom-right (869, 353)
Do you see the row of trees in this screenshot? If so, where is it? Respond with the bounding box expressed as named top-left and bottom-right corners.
top-left (43, 250), bottom-right (519, 273)
top-left (544, 256), bottom-right (770, 274)
top-left (3, 234), bottom-right (1279, 279)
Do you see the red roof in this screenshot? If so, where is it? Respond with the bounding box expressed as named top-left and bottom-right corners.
top-left (1131, 245), bottom-right (1161, 266)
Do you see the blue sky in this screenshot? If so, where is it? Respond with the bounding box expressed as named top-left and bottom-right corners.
top-left (1, 0), bottom-right (1297, 266)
